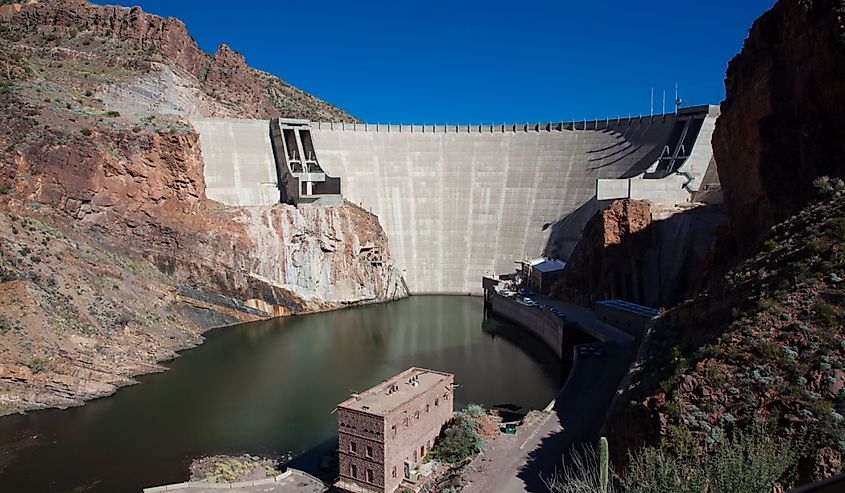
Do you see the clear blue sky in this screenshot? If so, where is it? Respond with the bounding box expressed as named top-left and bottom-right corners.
top-left (92, 0), bottom-right (775, 123)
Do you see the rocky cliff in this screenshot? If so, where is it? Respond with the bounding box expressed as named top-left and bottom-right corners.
top-left (713, 0), bottom-right (845, 258)
top-left (0, 0), bottom-right (398, 415)
top-left (551, 200), bottom-right (724, 309)
top-left (602, 0), bottom-right (845, 481)
top-left (1, 0), bottom-right (359, 121)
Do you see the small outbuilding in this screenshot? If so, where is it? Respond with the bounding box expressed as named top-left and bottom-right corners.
top-left (595, 299), bottom-right (659, 336)
top-left (522, 258), bottom-right (566, 294)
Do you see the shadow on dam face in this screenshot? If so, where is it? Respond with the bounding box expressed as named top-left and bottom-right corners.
top-left (193, 108), bottom-right (719, 296)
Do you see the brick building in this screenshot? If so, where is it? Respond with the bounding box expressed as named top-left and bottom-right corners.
top-left (335, 367), bottom-right (454, 493)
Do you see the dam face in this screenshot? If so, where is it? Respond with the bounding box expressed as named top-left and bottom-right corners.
top-left (194, 107), bottom-right (719, 295)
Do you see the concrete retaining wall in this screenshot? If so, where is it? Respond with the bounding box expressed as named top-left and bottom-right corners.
top-left (487, 293), bottom-right (564, 360)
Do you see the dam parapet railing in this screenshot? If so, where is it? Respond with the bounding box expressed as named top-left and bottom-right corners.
top-left (312, 105), bottom-right (714, 134)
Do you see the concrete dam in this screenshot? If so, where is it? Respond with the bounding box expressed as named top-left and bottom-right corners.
top-left (193, 105), bottom-right (719, 295)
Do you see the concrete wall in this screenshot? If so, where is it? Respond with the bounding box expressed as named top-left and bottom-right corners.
top-left (487, 293), bottom-right (564, 360)
top-left (597, 174), bottom-right (690, 204)
top-left (311, 114), bottom-right (703, 294)
top-left (192, 118), bottom-right (279, 206)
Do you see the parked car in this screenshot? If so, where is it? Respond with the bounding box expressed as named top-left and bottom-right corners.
top-left (578, 346), bottom-right (606, 358)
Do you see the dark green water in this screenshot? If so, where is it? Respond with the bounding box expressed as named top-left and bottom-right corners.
top-left (0, 296), bottom-right (561, 492)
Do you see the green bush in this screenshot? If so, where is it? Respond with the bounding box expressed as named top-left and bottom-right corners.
top-left (28, 356), bottom-right (46, 373)
top-left (80, 127), bottom-right (92, 136)
top-left (104, 110), bottom-right (120, 117)
top-left (464, 403), bottom-right (486, 418)
top-left (430, 414), bottom-right (484, 463)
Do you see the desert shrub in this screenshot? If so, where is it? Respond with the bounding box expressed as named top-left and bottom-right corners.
top-left (547, 426), bottom-right (798, 493)
top-left (430, 414), bottom-right (483, 463)
top-left (464, 403), bottom-right (486, 418)
top-left (811, 301), bottom-right (839, 326)
top-left (0, 267), bottom-right (15, 282)
top-left (763, 239), bottom-right (778, 252)
top-left (104, 110), bottom-right (120, 117)
top-left (546, 443), bottom-right (617, 493)
top-left (626, 425), bottom-right (798, 493)
top-left (813, 176), bottom-right (845, 197)
top-left (28, 356), bottom-right (46, 373)
top-left (757, 296), bottom-right (776, 311)
top-left (80, 127), bottom-right (92, 136)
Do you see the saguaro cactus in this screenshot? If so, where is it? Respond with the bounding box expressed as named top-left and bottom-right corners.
top-left (599, 436), bottom-right (609, 493)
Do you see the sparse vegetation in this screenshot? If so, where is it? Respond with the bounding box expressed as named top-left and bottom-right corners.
top-left (548, 426), bottom-right (799, 493)
top-left (611, 179), bottom-right (845, 482)
top-left (28, 356), bottom-right (46, 373)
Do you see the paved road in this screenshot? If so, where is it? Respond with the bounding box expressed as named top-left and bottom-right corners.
top-left (526, 292), bottom-right (636, 344)
top-left (462, 313), bottom-right (638, 493)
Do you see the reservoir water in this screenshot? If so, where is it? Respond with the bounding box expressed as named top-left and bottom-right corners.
top-left (0, 296), bottom-right (562, 492)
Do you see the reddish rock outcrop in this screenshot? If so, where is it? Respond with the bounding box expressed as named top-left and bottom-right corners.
top-left (714, 0), bottom-right (845, 256)
top-left (2, 0), bottom-right (358, 121)
top-left (551, 200), bottom-right (653, 304)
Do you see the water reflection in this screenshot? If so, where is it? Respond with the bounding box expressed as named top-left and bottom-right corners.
top-left (0, 296), bottom-right (560, 492)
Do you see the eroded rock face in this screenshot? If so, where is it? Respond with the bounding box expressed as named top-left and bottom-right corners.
top-left (16, 125), bottom-right (401, 310)
top-left (3, 0), bottom-right (359, 121)
top-left (714, 0), bottom-right (845, 255)
top-left (551, 199), bottom-right (653, 304)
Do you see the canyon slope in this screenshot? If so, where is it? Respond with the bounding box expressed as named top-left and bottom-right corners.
top-left (0, 0), bottom-right (399, 415)
top-left (598, 0), bottom-right (845, 480)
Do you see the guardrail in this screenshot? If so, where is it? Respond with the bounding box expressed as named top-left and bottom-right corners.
top-left (311, 113), bottom-right (681, 134)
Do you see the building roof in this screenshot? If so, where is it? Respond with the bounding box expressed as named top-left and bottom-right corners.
top-left (532, 259), bottom-right (566, 273)
top-left (596, 299), bottom-right (659, 318)
top-left (337, 367), bottom-right (453, 416)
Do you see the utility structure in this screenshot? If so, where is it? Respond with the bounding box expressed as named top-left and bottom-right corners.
top-left (335, 368), bottom-right (454, 493)
top-left (269, 118), bottom-right (343, 206)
